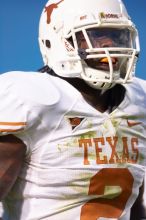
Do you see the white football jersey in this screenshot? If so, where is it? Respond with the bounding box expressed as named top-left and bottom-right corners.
top-left (0, 71), bottom-right (146, 220)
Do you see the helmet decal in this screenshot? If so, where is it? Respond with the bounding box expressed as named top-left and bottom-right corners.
top-left (44, 0), bottom-right (64, 24)
top-left (100, 12), bottom-right (120, 19)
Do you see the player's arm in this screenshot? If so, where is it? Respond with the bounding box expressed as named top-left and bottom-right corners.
top-left (0, 134), bottom-right (26, 200)
top-left (130, 180), bottom-right (146, 220)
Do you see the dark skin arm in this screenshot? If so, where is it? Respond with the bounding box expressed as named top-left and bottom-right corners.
top-left (130, 181), bottom-right (146, 220)
top-left (0, 134), bottom-right (26, 201)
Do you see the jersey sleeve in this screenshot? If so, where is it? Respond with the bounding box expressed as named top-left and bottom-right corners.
top-left (0, 82), bottom-right (27, 136)
top-left (0, 71), bottom-right (61, 155)
top-left (0, 72), bottom-right (37, 154)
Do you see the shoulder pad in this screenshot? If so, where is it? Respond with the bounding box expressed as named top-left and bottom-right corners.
top-left (0, 71), bottom-right (60, 106)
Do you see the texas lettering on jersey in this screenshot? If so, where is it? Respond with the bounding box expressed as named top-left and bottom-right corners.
top-left (79, 136), bottom-right (138, 165)
top-left (65, 117), bottom-right (141, 166)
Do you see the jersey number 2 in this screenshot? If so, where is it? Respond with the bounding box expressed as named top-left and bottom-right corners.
top-left (80, 168), bottom-right (134, 220)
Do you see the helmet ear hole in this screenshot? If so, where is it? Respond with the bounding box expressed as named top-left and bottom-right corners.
top-left (46, 40), bottom-right (51, 48)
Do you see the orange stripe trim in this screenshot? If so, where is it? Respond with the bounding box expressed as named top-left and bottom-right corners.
top-left (0, 122), bottom-right (27, 126)
top-left (0, 128), bottom-right (25, 132)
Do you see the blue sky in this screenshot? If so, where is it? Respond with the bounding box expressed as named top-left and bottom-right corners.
top-left (0, 0), bottom-right (146, 80)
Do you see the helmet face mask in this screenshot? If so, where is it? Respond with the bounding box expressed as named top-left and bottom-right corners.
top-left (75, 27), bottom-right (134, 71)
top-left (39, 0), bottom-right (140, 90)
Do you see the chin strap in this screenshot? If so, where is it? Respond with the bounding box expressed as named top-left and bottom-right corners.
top-left (78, 48), bottom-right (88, 59)
top-left (38, 65), bottom-right (57, 76)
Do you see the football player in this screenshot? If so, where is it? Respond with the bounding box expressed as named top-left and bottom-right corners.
top-left (0, 0), bottom-right (146, 219)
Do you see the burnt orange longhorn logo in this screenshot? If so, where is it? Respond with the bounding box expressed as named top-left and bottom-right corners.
top-left (45, 0), bottom-right (64, 24)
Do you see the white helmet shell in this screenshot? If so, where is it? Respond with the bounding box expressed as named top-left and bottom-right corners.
top-left (39, 0), bottom-right (140, 89)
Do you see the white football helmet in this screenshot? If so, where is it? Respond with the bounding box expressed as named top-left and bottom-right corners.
top-left (39, 0), bottom-right (140, 89)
